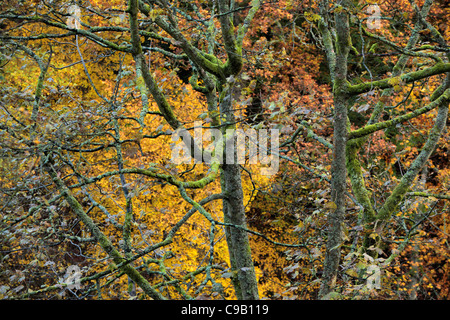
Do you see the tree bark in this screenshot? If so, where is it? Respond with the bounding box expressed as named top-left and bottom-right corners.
top-left (319, 0), bottom-right (351, 298)
top-left (220, 88), bottom-right (260, 300)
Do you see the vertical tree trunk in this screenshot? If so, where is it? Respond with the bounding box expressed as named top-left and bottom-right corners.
top-left (222, 163), bottom-right (259, 300)
top-left (319, 1), bottom-right (351, 298)
top-left (408, 166), bottom-right (428, 300)
top-left (220, 89), bottom-right (259, 300)
top-left (319, 96), bottom-right (348, 298)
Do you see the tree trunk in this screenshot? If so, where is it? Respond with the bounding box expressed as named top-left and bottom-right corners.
top-left (220, 88), bottom-right (259, 300)
top-left (222, 163), bottom-right (259, 300)
top-left (319, 1), bottom-right (351, 298)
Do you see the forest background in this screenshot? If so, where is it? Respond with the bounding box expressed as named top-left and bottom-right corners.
top-left (0, 0), bottom-right (449, 300)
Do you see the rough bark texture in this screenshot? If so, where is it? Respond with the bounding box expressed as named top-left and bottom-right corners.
top-left (222, 162), bottom-right (260, 300)
top-left (220, 89), bottom-right (260, 300)
top-left (319, 0), bottom-right (351, 298)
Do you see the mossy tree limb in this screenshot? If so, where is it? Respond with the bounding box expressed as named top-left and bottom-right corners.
top-left (347, 62), bottom-right (450, 95)
top-left (345, 0), bottom-right (434, 250)
top-left (349, 88), bottom-right (450, 140)
top-left (376, 95), bottom-right (449, 222)
top-left (43, 158), bottom-right (166, 300)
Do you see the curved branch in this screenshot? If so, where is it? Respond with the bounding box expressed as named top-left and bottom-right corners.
top-left (0, 13), bottom-right (131, 52)
top-left (349, 88), bottom-right (450, 140)
top-left (347, 62), bottom-right (450, 95)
